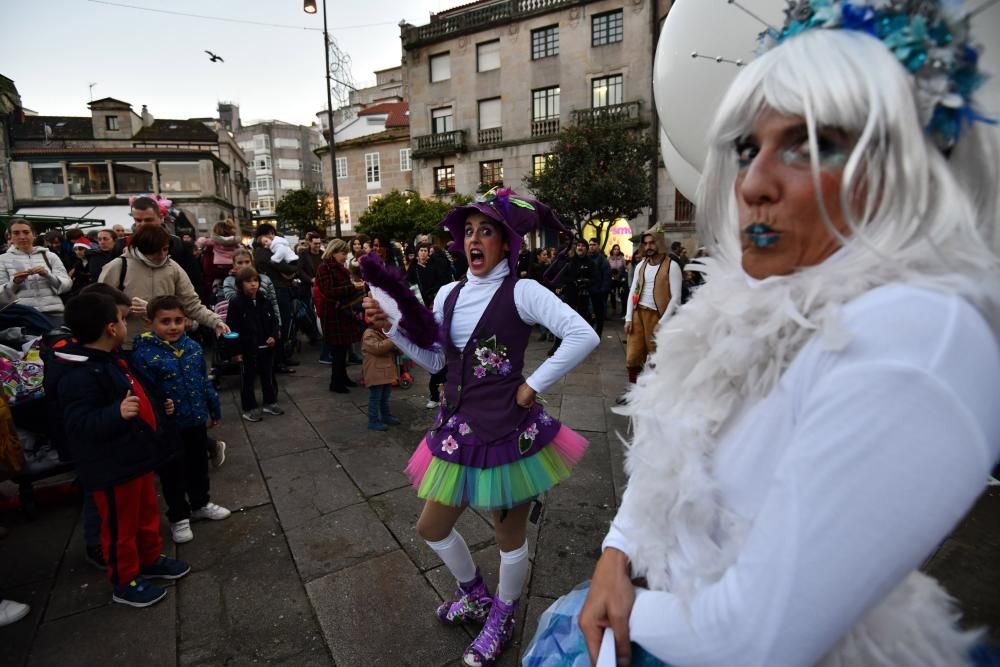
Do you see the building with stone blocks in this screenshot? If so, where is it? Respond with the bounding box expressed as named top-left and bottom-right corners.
top-left (5, 94), bottom-right (251, 235)
top-left (0, 75), bottom-right (23, 215)
top-left (236, 120), bottom-right (325, 228)
top-left (399, 0), bottom-right (693, 242)
top-left (316, 100), bottom-right (412, 236)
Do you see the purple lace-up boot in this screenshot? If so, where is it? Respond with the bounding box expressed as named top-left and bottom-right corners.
top-left (437, 569), bottom-right (493, 625)
top-left (462, 596), bottom-right (518, 666)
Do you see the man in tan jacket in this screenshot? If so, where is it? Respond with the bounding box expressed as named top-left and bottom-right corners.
top-left (99, 224), bottom-right (227, 349)
top-left (622, 229), bottom-right (682, 390)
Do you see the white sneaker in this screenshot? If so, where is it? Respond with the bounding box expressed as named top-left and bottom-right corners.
top-left (210, 441), bottom-right (226, 469)
top-left (171, 519), bottom-right (193, 543)
top-left (425, 400), bottom-right (439, 409)
top-left (191, 502), bottom-right (231, 521)
top-left (0, 599), bottom-right (30, 627)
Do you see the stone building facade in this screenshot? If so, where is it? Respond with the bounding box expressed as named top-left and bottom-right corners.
top-left (399, 0), bottom-right (693, 239)
top-left (6, 95), bottom-right (250, 234)
top-left (236, 120), bottom-right (325, 227)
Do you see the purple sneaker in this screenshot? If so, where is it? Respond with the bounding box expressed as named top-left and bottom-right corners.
top-left (437, 569), bottom-right (492, 625)
top-left (462, 596), bottom-right (518, 667)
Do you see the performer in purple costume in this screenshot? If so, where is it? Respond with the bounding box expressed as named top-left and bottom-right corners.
top-left (364, 188), bottom-right (599, 666)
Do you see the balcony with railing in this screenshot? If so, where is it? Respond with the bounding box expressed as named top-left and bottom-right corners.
top-left (571, 101), bottom-right (642, 127)
top-left (412, 129), bottom-right (467, 159)
top-left (401, 0), bottom-right (582, 48)
top-left (477, 127), bottom-right (503, 145)
top-left (530, 118), bottom-right (560, 138)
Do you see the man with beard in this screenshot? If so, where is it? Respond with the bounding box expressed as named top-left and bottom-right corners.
top-left (622, 229), bottom-right (681, 391)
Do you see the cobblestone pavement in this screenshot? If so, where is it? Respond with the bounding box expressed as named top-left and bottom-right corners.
top-left (1, 330), bottom-right (997, 666)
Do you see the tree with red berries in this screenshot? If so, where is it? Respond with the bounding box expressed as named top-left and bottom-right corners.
top-left (523, 120), bottom-right (656, 248)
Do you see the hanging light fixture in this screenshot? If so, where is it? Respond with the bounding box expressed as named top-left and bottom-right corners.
top-left (303, 0), bottom-right (317, 14)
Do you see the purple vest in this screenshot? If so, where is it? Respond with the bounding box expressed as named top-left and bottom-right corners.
top-left (425, 276), bottom-right (562, 468)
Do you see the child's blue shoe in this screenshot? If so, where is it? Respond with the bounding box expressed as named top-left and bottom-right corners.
top-left (368, 422), bottom-right (388, 431)
top-left (112, 576), bottom-right (166, 608)
top-left (383, 415), bottom-right (401, 426)
top-left (140, 555), bottom-right (191, 580)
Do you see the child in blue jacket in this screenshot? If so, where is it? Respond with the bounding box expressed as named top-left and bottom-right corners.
top-left (56, 291), bottom-right (190, 608)
top-left (131, 295), bottom-right (230, 545)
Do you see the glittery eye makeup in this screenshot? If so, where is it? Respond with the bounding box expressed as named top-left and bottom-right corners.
top-left (735, 126), bottom-right (851, 170)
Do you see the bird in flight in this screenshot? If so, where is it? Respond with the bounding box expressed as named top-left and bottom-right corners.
top-left (204, 50), bottom-right (224, 63)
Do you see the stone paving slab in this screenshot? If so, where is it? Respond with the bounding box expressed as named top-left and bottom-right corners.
top-left (0, 504), bottom-right (78, 587)
top-left (324, 436), bottom-right (412, 498)
top-left (530, 508), bottom-right (616, 600)
top-left (260, 448), bottom-right (363, 531)
top-left (2, 580), bottom-right (49, 667)
top-left (544, 431), bottom-right (616, 512)
top-left (285, 502), bottom-right (398, 582)
top-left (307, 549), bottom-right (469, 666)
top-left (203, 419), bottom-right (272, 511)
top-left (559, 395), bottom-right (608, 433)
top-left (175, 505), bottom-right (332, 666)
top-left (369, 487), bottom-right (495, 572)
top-left (30, 587), bottom-right (177, 667)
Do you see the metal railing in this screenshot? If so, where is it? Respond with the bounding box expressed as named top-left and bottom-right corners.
top-left (530, 118), bottom-right (560, 138)
top-left (571, 101), bottom-right (642, 126)
top-left (412, 129), bottom-right (467, 158)
top-left (478, 127), bottom-right (503, 145)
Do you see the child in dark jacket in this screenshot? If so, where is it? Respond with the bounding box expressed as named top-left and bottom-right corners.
top-left (131, 295), bottom-right (230, 545)
top-left (55, 291), bottom-right (190, 608)
top-left (225, 266), bottom-right (283, 422)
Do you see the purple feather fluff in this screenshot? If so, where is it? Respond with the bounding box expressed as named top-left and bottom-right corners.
top-left (359, 253), bottom-right (439, 350)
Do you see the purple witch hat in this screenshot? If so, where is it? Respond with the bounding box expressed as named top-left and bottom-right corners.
top-left (440, 187), bottom-right (571, 274)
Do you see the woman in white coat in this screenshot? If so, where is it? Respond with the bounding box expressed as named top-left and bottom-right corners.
top-left (0, 219), bottom-right (72, 326)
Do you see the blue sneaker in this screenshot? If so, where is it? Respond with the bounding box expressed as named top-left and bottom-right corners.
top-left (112, 576), bottom-right (166, 608)
top-left (383, 415), bottom-right (401, 426)
top-left (368, 422), bottom-right (388, 431)
top-left (140, 555), bottom-right (191, 580)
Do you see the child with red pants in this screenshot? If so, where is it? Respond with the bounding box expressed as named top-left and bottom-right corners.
top-left (55, 291), bottom-right (190, 607)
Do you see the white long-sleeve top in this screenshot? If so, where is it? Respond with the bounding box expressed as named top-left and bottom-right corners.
top-left (0, 246), bottom-right (72, 313)
top-left (604, 285), bottom-right (1000, 666)
top-left (388, 261), bottom-right (599, 394)
top-left (624, 257), bottom-right (682, 322)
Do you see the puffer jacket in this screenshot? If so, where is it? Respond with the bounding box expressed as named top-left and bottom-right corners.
top-left (223, 273), bottom-right (281, 326)
top-left (98, 246), bottom-right (222, 349)
top-left (0, 246), bottom-right (72, 313)
top-left (130, 331), bottom-right (221, 430)
top-left (53, 346), bottom-right (176, 491)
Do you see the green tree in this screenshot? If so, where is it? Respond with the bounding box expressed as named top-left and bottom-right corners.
top-left (275, 187), bottom-right (327, 236)
top-left (523, 121), bottom-right (657, 248)
top-left (358, 190), bottom-right (469, 242)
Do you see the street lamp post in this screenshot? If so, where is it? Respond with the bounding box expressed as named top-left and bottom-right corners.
top-left (304, 0), bottom-right (342, 238)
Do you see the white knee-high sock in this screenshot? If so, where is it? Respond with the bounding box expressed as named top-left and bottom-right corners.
top-left (497, 541), bottom-right (529, 604)
top-left (426, 529), bottom-right (477, 584)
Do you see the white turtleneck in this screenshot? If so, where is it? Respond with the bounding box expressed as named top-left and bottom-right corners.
top-left (388, 261), bottom-right (599, 394)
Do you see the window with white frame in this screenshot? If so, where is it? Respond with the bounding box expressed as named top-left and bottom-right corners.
top-left (367, 194), bottom-right (382, 208)
top-left (257, 196), bottom-right (275, 212)
top-left (274, 137), bottom-right (300, 149)
top-left (336, 157), bottom-right (348, 179)
top-left (255, 175), bottom-right (274, 193)
top-left (105, 116), bottom-right (119, 131)
top-left (254, 155), bottom-right (272, 172)
top-left (31, 164), bottom-right (63, 198)
top-left (592, 74), bottom-right (624, 108)
top-left (311, 162), bottom-right (322, 173)
top-left (253, 134), bottom-right (270, 151)
top-left (277, 158), bottom-right (302, 170)
top-left (592, 10), bottom-right (624, 46)
top-left (238, 140), bottom-right (255, 153)
top-left (280, 178), bottom-right (302, 190)
top-left (158, 162), bottom-right (201, 193)
top-left (477, 40), bottom-right (500, 72)
top-left (365, 152), bottom-right (381, 188)
top-left (430, 52), bottom-right (451, 82)
top-left (431, 107), bottom-right (454, 134)
top-left (339, 197), bottom-right (351, 226)
top-left (399, 148), bottom-right (411, 171)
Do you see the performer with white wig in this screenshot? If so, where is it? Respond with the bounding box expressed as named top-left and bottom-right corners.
top-left (523, 0), bottom-right (1000, 665)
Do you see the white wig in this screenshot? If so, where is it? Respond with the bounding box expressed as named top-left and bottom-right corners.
top-left (697, 29), bottom-right (1000, 298)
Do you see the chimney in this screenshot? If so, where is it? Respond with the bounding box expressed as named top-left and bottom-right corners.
top-left (141, 104), bottom-right (154, 127)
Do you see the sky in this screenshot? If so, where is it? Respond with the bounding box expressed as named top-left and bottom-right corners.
top-left (1, 0), bottom-right (454, 126)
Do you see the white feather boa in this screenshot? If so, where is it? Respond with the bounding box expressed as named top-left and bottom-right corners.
top-left (617, 253), bottom-right (988, 665)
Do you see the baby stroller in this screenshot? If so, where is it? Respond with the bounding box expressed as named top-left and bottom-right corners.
top-left (209, 294), bottom-right (240, 385)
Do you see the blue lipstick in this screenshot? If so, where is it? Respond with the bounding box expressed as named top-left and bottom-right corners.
top-left (745, 223), bottom-right (781, 248)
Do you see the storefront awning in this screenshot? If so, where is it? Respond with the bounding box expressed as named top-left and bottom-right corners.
top-left (11, 205), bottom-right (134, 230)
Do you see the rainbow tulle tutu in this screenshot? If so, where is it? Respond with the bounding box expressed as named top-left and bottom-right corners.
top-left (405, 425), bottom-right (588, 509)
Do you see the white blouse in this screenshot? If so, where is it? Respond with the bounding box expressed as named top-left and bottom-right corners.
top-left (604, 284), bottom-right (1000, 666)
top-left (388, 261), bottom-right (599, 394)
